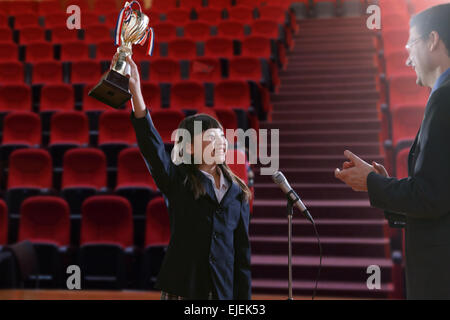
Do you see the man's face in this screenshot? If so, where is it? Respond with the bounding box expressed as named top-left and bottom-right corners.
top-left (406, 26), bottom-right (428, 86)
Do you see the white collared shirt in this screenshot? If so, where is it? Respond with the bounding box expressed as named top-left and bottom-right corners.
top-left (199, 168), bottom-right (230, 203)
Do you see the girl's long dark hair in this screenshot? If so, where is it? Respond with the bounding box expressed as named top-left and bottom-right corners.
top-left (174, 113), bottom-right (252, 203)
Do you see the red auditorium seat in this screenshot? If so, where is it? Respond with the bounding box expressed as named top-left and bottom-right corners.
top-left (228, 6), bottom-right (255, 22)
top-left (8, 1), bottom-right (37, 15)
top-left (50, 26), bottom-right (80, 43)
top-left (79, 195), bottom-right (133, 289)
top-left (8, 149), bottom-right (52, 189)
top-left (61, 148), bottom-right (107, 214)
top-left (215, 108), bottom-right (238, 131)
top-left (214, 80), bottom-right (251, 110)
top-left (250, 19), bottom-right (283, 40)
top-left (13, 13), bottom-right (40, 29)
top-left (78, 12), bottom-right (100, 27)
top-left (390, 105), bottom-right (424, 147)
top-left (91, 0), bottom-right (119, 13)
top-left (17, 195), bottom-right (70, 287)
top-left (189, 57), bottom-right (222, 82)
top-left (217, 21), bottom-right (245, 39)
top-left (133, 40), bottom-right (160, 61)
top-left (65, 0), bottom-right (90, 11)
top-left (40, 84), bottom-right (75, 112)
top-left (410, 0), bottom-right (448, 13)
top-left (388, 75), bottom-right (429, 109)
top-left (70, 60), bottom-right (102, 84)
top-left (168, 39), bottom-right (197, 60)
top-left (1, 111), bottom-right (41, 163)
top-left (31, 61), bottom-right (63, 84)
top-left (229, 56), bottom-right (263, 82)
top-left (18, 27), bottom-right (46, 44)
top-left (0, 84), bottom-right (31, 112)
top-left (0, 43), bottom-right (18, 61)
top-left (2, 111), bottom-right (41, 149)
top-left (49, 111), bottom-right (90, 167)
top-left (151, 0), bottom-right (178, 11)
top-left (382, 30), bottom-right (409, 57)
top-left (196, 8), bottom-right (223, 23)
top-left (149, 58), bottom-right (181, 83)
top-left (0, 61), bottom-right (24, 84)
top-left (204, 37), bottom-right (234, 58)
top-left (166, 8), bottom-right (191, 26)
top-left (0, 15), bottom-right (7, 28)
top-left (145, 197), bottom-right (170, 247)
top-left (381, 13), bottom-right (409, 32)
top-left (258, 5), bottom-right (290, 25)
top-left (80, 196), bottom-right (133, 248)
top-left (37, 0), bottom-right (63, 15)
top-left (0, 1), bottom-right (9, 14)
top-left (84, 24), bottom-right (111, 43)
top-left (18, 196), bottom-right (70, 246)
top-left (60, 41), bottom-right (90, 61)
top-left (96, 110), bottom-right (136, 143)
top-left (6, 149), bottom-right (53, 214)
top-left (62, 148), bottom-right (107, 189)
top-left (384, 51), bottom-right (414, 77)
top-left (150, 109), bottom-right (185, 143)
top-left (116, 148), bottom-right (158, 191)
top-left (153, 22), bottom-right (177, 42)
top-left (140, 196), bottom-right (171, 288)
top-left (241, 36), bottom-right (273, 58)
top-left (207, 0), bottom-right (232, 9)
top-left (0, 200), bottom-right (7, 246)
top-left (235, 0), bottom-right (260, 7)
top-left (378, 0), bottom-right (409, 14)
top-left (98, 110), bottom-right (137, 166)
top-left (395, 147), bottom-right (410, 179)
top-left (141, 82), bottom-right (162, 109)
top-left (95, 40), bottom-right (115, 61)
top-left (171, 81), bottom-right (205, 110)
top-left (115, 147), bottom-right (159, 215)
top-left (25, 42), bottom-right (54, 62)
top-left (0, 27), bottom-right (13, 43)
top-left (184, 21), bottom-right (211, 41)
top-left (44, 13), bottom-right (69, 28)
top-left (180, 0), bottom-right (204, 8)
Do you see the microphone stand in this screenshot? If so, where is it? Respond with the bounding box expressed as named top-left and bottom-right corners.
top-left (286, 195), bottom-right (294, 300)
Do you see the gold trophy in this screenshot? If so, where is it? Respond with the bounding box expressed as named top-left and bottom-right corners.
top-left (88, 1), bottom-right (154, 109)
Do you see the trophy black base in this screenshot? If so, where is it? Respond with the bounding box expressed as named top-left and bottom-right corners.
top-left (88, 69), bottom-right (132, 109)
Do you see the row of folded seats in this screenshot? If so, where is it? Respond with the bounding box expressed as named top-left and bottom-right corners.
top-left (0, 144), bottom-right (251, 289)
top-left (0, 195), bottom-right (171, 289)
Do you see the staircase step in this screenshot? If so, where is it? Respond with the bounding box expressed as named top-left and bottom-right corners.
top-left (280, 74), bottom-right (377, 85)
top-left (271, 91), bottom-right (380, 102)
top-left (251, 255), bottom-right (393, 283)
top-left (250, 235), bottom-right (389, 258)
top-left (261, 142), bottom-right (380, 155)
top-left (274, 130), bottom-right (380, 143)
top-left (279, 82), bottom-right (376, 93)
top-left (253, 183), bottom-right (373, 200)
top-left (251, 199), bottom-right (385, 219)
top-left (249, 218), bottom-right (387, 238)
top-left (272, 110), bottom-right (379, 121)
top-left (251, 278), bottom-right (393, 298)
top-left (262, 120), bottom-right (380, 131)
top-left (274, 100), bottom-right (378, 111)
top-left (255, 166), bottom-right (376, 183)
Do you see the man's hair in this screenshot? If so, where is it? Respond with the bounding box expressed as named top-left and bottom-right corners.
top-left (410, 3), bottom-right (450, 57)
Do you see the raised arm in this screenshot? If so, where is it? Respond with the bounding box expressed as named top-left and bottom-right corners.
top-left (124, 55), bottom-right (176, 196)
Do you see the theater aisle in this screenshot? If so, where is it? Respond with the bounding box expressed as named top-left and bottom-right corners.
top-left (250, 17), bottom-right (396, 299)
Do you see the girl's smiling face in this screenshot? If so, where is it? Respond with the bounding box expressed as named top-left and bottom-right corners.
top-left (191, 128), bottom-right (228, 165)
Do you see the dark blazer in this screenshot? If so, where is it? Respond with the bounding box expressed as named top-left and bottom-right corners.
top-left (367, 76), bottom-right (450, 299)
top-left (130, 109), bottom-right (251, 300)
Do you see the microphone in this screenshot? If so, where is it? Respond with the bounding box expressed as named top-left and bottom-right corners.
top-left (272, 171), bottom-right (314, 223)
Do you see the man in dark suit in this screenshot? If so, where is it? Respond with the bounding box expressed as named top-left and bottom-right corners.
top-left (335, 4), bottom-right (450, 299)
